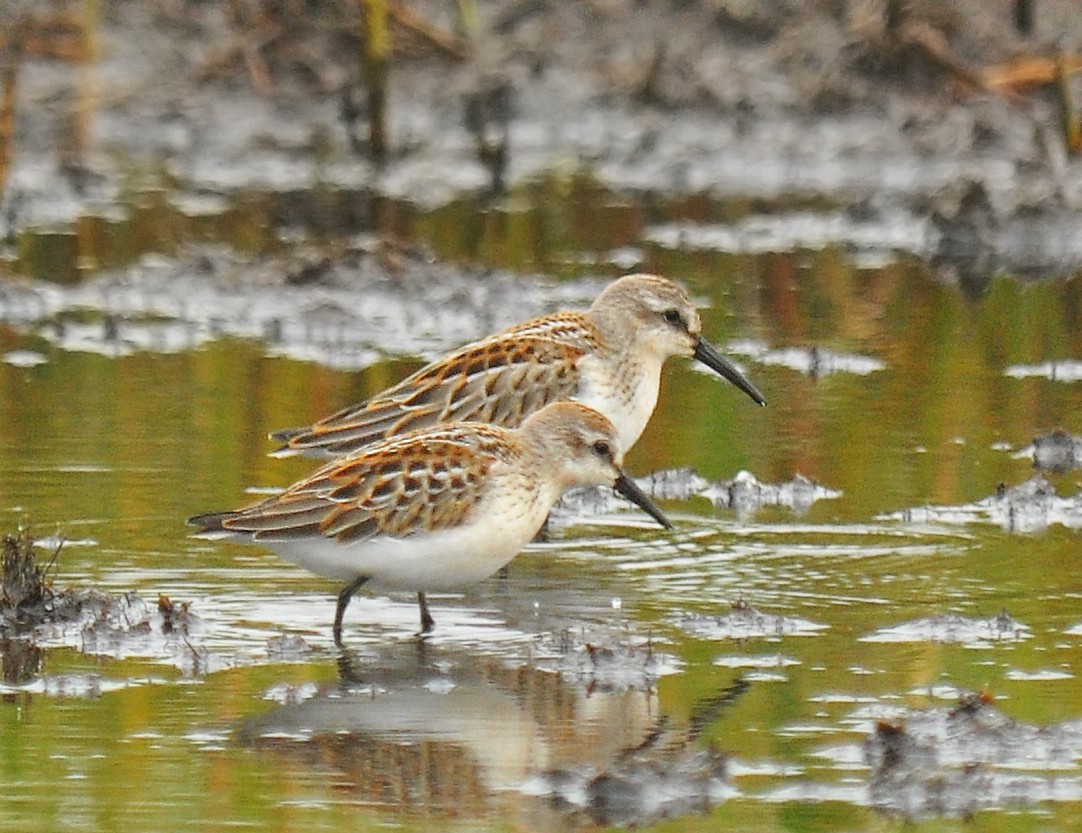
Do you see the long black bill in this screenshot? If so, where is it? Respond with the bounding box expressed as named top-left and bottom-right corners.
top-left (694, 336), bottom-right (766, 407)
top-left (614, 470), bottom-right (673, 530)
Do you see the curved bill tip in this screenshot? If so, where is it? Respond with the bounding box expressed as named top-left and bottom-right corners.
top-left (613, 470), bottom-right (673, 530)
top-left (694, 336), bottom-right (766, 407)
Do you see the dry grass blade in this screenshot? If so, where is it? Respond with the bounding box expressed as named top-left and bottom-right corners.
top-left (984, 54), bottom-right (1082, 91)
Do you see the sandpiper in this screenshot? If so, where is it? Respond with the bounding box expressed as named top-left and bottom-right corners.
top-left (190, 402), bottom-right (671, 644)
top-left (271, 273), bottom-right (765, 458)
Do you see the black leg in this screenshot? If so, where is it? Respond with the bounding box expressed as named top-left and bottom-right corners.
top-left (418, 592), bottom-right (435, 634)
top-left (333, 575), bottom-right (369, 647)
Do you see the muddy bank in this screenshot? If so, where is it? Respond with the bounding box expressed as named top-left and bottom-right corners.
top-left (4, 1), bottom-right (1082, 279)
top-left (0, 240), bottom-right (607, 366)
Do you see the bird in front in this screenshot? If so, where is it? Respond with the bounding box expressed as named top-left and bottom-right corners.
top-left (190, 401), bottom-right (671, 645)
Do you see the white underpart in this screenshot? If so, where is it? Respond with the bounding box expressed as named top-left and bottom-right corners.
top-left (256, 465), bottom-right (559, 592)
top-left (575, 349), bottom-right (665, 452)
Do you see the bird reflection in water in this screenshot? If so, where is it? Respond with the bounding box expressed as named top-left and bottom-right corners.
top-left (234, 639), bottom-right (748, 827)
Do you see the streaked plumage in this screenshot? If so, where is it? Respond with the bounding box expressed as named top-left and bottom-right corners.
top-left (190, 402), bottom-right (671, 644)
top-left (271, 274), bottom-right (765, 458)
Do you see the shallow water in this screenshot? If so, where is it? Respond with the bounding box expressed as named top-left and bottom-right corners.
top-left (2, 177), bottom-right (1082, 831)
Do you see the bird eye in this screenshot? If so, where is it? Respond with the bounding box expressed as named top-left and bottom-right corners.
top-left (663, 309), bottom-right (684, 327)
top-left (592, 440), bottom-right (612, 458)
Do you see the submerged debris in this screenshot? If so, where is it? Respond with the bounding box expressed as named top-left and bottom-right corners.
top-left (861, 610), bottom-right (1031, 646)
top-left (863, 694), bottom-right (1082, 819)
top-left (678, 600), bottom-right (829, 641)
top-left (878, 475), bottom-right (1082, 532)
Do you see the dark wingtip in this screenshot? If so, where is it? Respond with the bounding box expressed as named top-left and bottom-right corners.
top-left (187, 511), bottom-right (232, 532)
top-left (269, 426), bottom-right (304, 443)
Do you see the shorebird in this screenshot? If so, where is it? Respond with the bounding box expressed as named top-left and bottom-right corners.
top-left (270, 273), bottom-right (765, 459)
top-left (190, 402), bottom-right (671, 644)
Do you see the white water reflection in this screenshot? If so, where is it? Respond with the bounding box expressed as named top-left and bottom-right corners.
top-left (726, 339), bottom-right (886, 377)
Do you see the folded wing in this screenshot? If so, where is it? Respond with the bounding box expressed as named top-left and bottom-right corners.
top-left (271, 316), bottom-right (597, 457)
top-left (192, 429), bottom-right (508, 543)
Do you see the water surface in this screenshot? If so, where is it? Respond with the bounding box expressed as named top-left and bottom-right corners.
top-left (2, 178), bottom-right (1082, 831)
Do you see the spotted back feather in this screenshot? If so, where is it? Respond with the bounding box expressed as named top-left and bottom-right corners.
top-left (272, 313), bottom-right (601, 456)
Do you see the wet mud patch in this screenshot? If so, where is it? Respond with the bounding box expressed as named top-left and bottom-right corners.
top-left (551, 468), bottom-right (841, 528)
top-left (700, 471), bottom-right (843, 517)
top-left (264, 632), bottom-right (319, 662)
top-left (0, 667), bottom-right (168, 699)
top-left (860, 610), bottom-right (1031, 647)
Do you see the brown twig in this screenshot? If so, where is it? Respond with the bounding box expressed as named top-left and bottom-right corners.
top-left (388, 1), bottom-right (469, 60)
top-left (984, 55), bottom-right (1082, 91)
top-left (1055, 50), bottom-right (1081, 154)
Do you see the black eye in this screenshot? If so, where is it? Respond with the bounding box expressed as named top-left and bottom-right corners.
top-left (592, 440), bottom-right (612, 458)
top-left (663, 309), bottom-right (684, 327)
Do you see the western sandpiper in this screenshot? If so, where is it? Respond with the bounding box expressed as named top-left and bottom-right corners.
top-left (271, 273), bottom-right (764, 458)
top-left (190, 402), bottom-right (671, 644)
